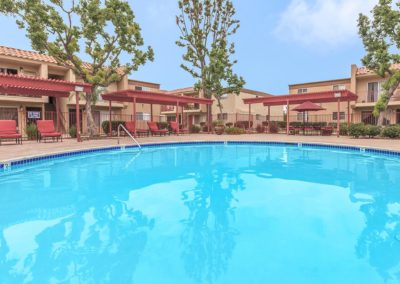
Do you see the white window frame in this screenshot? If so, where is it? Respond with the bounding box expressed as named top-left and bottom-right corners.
top-left (333, 84), bottom-right (346, 91)
top-left (332, 111), bottom-right (345, 121)
top-left (297, 88), bottom-right (308, 94)
top-left (367, 81), bottom-right (384, 103)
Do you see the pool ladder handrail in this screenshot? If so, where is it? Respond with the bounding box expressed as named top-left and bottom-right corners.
top-left (117, 124), bottom-right (141, 149)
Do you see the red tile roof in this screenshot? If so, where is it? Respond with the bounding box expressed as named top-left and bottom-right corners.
top-left (0, 45), bottom-right (58, 64)
top-left (0, 45), bottom-right (108, 71)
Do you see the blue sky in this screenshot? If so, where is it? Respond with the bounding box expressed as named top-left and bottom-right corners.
top-left (0, 0), bottom-right (378, 94)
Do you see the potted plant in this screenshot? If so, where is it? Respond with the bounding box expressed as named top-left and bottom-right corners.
top-left (213, 120), bottom-right (225, 135)
top-left (69, 125), bottom-right (77, 138)
top-left (25, 123), bottom-right (38, 140)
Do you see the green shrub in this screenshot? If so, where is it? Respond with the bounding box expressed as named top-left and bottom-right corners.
top-left (348, 123), bottom-right (366, 138)
top-left (381, 125), bottom-right (400, 138)
top-left (101, 120), bottom-right (125, 135)
top-left (365, 125), bottom-right (381, 138)
top-left (25, 123), bottom-right (37, 140)
top-left (190, 124), bottom-right (201, 133)
top-left (339, 123), bottom-right (348, 136)
top-left (157, 121), bottom-right (169, 130)
top-left (69, 126), bottom-right (77, 138)
top-left (277, 121), bottom-right (287, 129)
top-left (225, 127), bottom-right (245, 135)
top-left (225, 122), bottom-right (233, 128)
top-left (213, 120), bottom-right (225, 127)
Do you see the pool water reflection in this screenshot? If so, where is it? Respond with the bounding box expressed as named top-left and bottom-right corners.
top-left (0, 144), bottom-right (399, 283)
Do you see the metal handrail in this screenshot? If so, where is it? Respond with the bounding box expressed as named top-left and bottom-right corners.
top-left (117, 124), bottom-right (141, 149)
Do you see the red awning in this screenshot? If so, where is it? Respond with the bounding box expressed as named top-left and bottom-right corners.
top-left (102, 89), bottom-right (213, 106)
top-left (0, 73), bottom-right (92, 97)
top-left (292, 101), bottom-right (326, 112)
top-left (243, 90), bottom-right (357, 106)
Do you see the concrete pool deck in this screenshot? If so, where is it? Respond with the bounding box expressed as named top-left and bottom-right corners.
top-left (1, 134), bottom-right (400, 162)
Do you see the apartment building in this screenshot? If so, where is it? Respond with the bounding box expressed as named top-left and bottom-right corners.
top-left (0, 46), bottom-right (163, 134)
top-left (160, 87), bottom-right (275, 127)
top-left (288, 64), bottom-right (400, 124)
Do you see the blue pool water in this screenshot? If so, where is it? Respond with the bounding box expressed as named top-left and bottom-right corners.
top-left (0, 143), bottom-right (400, 284)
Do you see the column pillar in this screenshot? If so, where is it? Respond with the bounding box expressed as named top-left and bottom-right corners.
top-left (108, 100), bottom-right (112, 136)
top-left (286, 101), bottom-right (290, 135)
top-left (176, 101), bottom-right (180, 135)
top-left (248, 104), bottom-right (251, 130)
top-left (337, 98), bottom-right (341, 137)
top-left (133, 97), bottom-right (137, 137)
top-left (56, 97), bottom-right (60, 132)
top-left (76, 92), bottom-right (81, 142)
top-left (347, 100), bottom-right (351, 127)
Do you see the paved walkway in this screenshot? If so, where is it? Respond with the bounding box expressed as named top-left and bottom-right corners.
top-left (1, 134), bottom-right (400, 162)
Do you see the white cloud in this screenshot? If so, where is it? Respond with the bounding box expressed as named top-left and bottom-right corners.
top-left (274, 0), bottom-right (378, 48)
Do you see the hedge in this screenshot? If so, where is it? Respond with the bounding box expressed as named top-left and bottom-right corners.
top-left (102, 120), bottom-right (125, 135)
top-left (225, 127), bottom-right (245, 135)
top-left (381, 125), bottom-right (400, 138)
top-left (348, 123), bottom-right (366, 138)
top-left (190, 125), bottom-right (201, 133)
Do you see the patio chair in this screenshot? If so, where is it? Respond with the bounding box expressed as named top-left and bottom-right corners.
top-left (169, 121), bottom-right (189, 135)
top-left (147, 121), bottom-right (168, 136)
top-left (125, 121), bottom-right (148, 137)
top-left (37, 120), bottom-right (62, 142)
top-left (0, 120), bottom-right (22, 145)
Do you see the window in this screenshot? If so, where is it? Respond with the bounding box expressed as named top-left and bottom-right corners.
top-left (0, 68), bottom-right (18, 75)
top-left (367, 82), bottom-right (382, 102)
top-left (135, 86), bottom-right (149, 91)
top-left (217, 113), bottom-right (228, 120)
top-left (0, 107), bottom-right (18, 123)
top-left (48, 74), bottom-right (64, 80)
top-left (297, 88), bottom-right (308, 94)
top-left (333, 85), bottom-right (346, 91)
top-left (332, 112), bottom-right (345, 121)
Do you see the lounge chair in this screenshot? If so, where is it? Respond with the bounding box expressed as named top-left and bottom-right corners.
top-left (125, 121), bottom-right (148, 137)
top-left (0, 120), bottom-right (22, 145)
top-left (169, 121), bottom-right (189, 135)
top-left (37, 120), bottom-right (62, 142)
top-left (147, 121), bottom-right (168, 136)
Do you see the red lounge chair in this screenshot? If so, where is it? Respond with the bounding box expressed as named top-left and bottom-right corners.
top-left (147, 121), bottom-right (168, 136)
top-left (169, 121), bottom-right (189, 135)
top-left (125, 121), bottom-right (148, 137)
top-left (37, 120), bottom-right (62, 142)
top-left (0, 120), bottom-right (22, 145)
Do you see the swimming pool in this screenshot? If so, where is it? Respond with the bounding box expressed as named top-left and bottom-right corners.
top-left (0, 142), bottom-right (399, 283)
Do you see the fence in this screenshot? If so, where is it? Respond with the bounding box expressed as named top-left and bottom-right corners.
top-left (4, 110), bottom-right (398, 138)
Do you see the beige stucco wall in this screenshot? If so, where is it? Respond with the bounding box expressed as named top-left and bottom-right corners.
top-left (287, 78), bottom-right (354, 122)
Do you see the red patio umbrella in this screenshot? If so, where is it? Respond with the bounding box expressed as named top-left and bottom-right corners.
top-left (292, 101), bottom-right (326, 134)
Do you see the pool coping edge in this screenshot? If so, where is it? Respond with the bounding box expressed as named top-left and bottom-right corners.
top-left (1, 140), bottom-right (400, 170)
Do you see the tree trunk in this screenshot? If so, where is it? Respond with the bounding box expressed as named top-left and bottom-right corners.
top-left (217, 98), bottom-right (223, 114)
top-left (85, 93), bottom-right (98, 137)
top-left (377, 110), bottom-right (387, 126)
top-left (376, 80), bottom-right (400, 126)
